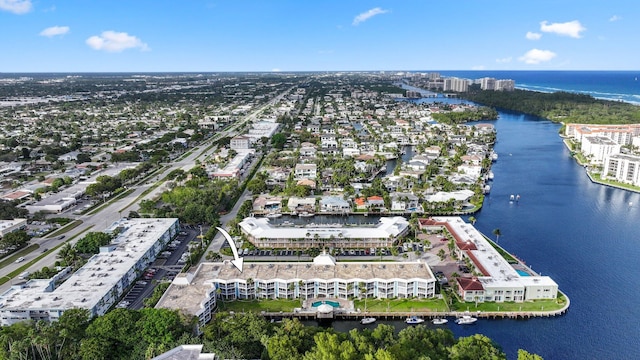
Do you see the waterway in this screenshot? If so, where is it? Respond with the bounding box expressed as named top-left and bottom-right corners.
top-left (313, 110), bottom-right (640, 359)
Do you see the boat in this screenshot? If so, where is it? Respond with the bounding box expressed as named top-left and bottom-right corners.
top-left (509, 194), bottom-right (515, 202)
top-left (298, 211), bottom-right (314, 217)
top-left (405, 316), bottom-right (425, 324)
top-left (360, 317), bottom-right (377, 325)
top-left (491, 152), bottom-right (498, 161)
top-left (516, 194), bottom-right (521, 202)
top-left (455, 315), bottom-right (478, 325)
top-left (266, 212), bottom-right (282, 218)
top-left (432, 318), bottom-right (448, 325)
top-left (487, 171), bottom-right (494, 180)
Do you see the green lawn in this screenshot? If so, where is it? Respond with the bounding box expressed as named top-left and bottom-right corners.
top-left (353, 298), bottom-right (449, 312)
top-left (217, 299), bottom-right (302, 313)
top-left (591, 173), bottom-right (640, 192)
top-left (449, 292), bottom-right (567, 312)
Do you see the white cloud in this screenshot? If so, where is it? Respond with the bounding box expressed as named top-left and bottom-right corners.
top-left (526, 31), bottom-right (541, 40)
top-left (496, 57), bottom-right (512, 64)
top-left (352, 7), bottom-right (389, 26)
top-left (0, 0), bottom-right (32, 14)
top-left (86, 31), bottom-right (149, 53)
top-left (540, 20), bottom-right (586, 38)
top-left (39, 26), bottom-right (70, 38)
top-left (518, 49), bottom-right (557, 64)
top-left (271, 68), bottom-right (281, 72)
top-left (471, 65), bottom-right (485, 70)
top-left (609, 15), bottom-right (621, 22)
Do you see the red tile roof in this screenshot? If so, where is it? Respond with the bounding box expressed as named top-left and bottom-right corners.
top-left (457, 277), bottom-right (484, 291)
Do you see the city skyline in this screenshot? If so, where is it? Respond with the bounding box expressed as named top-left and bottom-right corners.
top-left (0, 0), bottom-right (638, 72)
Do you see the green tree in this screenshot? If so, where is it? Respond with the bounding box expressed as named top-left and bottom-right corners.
top-left (449, 334), bottom-right (506, 360)
top-left (271, 133), bottom-right (287, 150)
top-left (303, 332), bottom-right (358, 360)
top-left (518, 349), bottom-right (544, 360)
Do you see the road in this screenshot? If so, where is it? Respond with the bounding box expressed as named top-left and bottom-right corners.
top-left (0, 86), bottom-right (294, 293)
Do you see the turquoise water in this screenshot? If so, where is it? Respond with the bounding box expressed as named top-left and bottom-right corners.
top-left (516, 269), bottom-right (530, 277)
top-left (312, 300), bottom-right (340, 308)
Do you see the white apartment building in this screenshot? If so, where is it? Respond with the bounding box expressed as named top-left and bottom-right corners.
top-left (419, 217), bottom-right (559, 303)
top-left (495, 79), bottom-right (515, 91)
top-left (565, 124), bottom-right (636, 145)
top-left (157, 254), bottom-right (436, 328)
top-left (602, 153), bottom-right (640, 186)
top-left (238, 216), bottom-right (409, 249)
top-left (0, 218), bottom-right (179, 326)
top-left (479, 77), bottom-right (496, 90)
top-left (443, 77), bottom-right (469, 92)
top-left (581, 136), bottom-right (621, 164)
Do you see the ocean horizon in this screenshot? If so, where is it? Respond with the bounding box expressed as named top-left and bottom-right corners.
top-left (2, 70), bottom-right (639, 105)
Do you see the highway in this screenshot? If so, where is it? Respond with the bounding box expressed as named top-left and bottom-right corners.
top-left (0, 86), bottom-right (293, 293)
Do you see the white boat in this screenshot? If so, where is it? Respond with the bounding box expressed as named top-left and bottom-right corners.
top-left (405, 316), bottom-right (425, 325)
top-left (266, 212), bottom-right (282, 218)
top-left (455, 315), bottom-right (478, 325)
top-left (298, 211), bottom-right (314, 217)
top-left (360, 317), bottom-right (377, 325)
top-left (509, 194), bottom-right (515, 202)
top-left (488, 171), bottom-right (494, 180)
top-left (491, 152), bottom-right (498, 161)
top-left (432, 318), bottom-right (448, 325)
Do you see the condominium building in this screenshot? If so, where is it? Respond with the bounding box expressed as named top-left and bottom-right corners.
top-left (238, 216), bottom-right (409, 249)
top-left (419, 217), bottom-right (558, 303)
top-left (443, 78), bottom-right (469, 92)
top-left (495, 79), bottom-right (515, 91)
top-left (581, 136), bottom-right (621, 164)
top-left (479, 77), bottom-right (496, 90)
top-left (0, 218), bottom-right (179, 326)
top-left (602, 153), bottom-right (640, 186)
top-left (156, 253), bottom-right (436, 328)
top-left (565, 123), bottom-right (638, 145)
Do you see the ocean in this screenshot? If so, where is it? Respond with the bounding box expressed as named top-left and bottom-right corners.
top-left (428, 70), bottom-right (640, 105)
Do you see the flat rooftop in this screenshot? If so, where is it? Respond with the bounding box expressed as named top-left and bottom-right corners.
top-left (0, 218), bottom-right (177, 314)
top-left (157, 255), bottom-right (433, 316)
top-left (239, 216), bottom-right (409, 240)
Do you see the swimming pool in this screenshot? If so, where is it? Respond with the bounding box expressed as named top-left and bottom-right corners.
top-left (516, 269), bottom-right (530, 276)
top-left (311, 300), bottom-right (340, 308)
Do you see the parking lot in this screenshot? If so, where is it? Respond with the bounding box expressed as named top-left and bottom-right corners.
top-left (116, 227), bottom-right (199, 310)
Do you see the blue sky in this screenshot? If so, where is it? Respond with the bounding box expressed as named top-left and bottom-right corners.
top-left (0, 0), bottom-right (637, 72)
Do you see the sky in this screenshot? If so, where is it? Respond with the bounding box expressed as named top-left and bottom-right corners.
top-left (0, 0), bottom-right (638, 72)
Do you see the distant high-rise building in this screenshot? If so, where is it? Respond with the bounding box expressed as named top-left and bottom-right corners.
top-left (443, 77), bottom-right (469, 92)
top-left (495, 79), bottom-right (515, 91)
top-left (479, 77), bottom-right (496, 90)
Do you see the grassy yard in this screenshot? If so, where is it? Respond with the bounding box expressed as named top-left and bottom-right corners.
top-left (217, 299), bottom-right (302, 313)
top-left (449, 292), bottom-right (567, 312)
top-left (591, 173), bottom-right (640, 192)
top-left (353, 298), bottom-right (449, 313)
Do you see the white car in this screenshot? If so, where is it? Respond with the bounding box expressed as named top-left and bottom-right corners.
top-left (15, 257), bottom-right (25, 263)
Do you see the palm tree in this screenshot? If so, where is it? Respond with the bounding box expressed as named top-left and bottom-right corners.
top-left (468, 216), bottom-right (477, 225)
top-left (492, 228), bottom-right (502, 243)
top-left (359, 283), bottom-right (368, 312)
